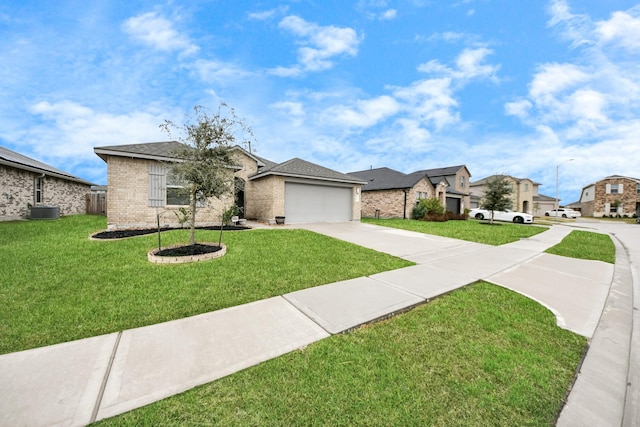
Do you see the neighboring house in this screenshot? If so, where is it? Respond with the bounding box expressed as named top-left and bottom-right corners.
top-left (414, 165), bottom-right (472, 214)
top-left (348, 164), bottom-right (471, 218)
top-left (565, 201), bottom-right (582, 213)
top-left (532, 193), bottom-right (558, 216)
top-left (94, 141), bottom-right (365, 229)
top-left (470, 174), bottom-right (542, 214)
top-left (0, 146), bottom-right (93, 221)
top-left (348, 167), bottom-right (447, 219)
top-left (579, 175), bottom-right (640, 217)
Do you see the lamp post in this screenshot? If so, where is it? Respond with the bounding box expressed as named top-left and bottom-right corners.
top-left (554, 158), bottom-right (574, 220)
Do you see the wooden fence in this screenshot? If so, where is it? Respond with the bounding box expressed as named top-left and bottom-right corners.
top-left (86, 193), bottom-right (107, 215)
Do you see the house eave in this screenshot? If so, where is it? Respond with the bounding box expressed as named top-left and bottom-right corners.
top-left (0, 158), bottom-right (94, 186)
top-left (249, 171), bottom-right (366, 185)
top-left (93, 148), bottom-right (178, 163)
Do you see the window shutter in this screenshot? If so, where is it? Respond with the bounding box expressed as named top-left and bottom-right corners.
top-left (605, 184), bottom-right (611, 194)
top-left (149, 163), bottom-right (165, 207)
top-left (619, 183), bottom-right (623, 193)
top-left (604, 203), bottom-right (610, 214)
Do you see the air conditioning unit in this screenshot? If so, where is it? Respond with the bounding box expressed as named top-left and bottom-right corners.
top-left (30, 206), bottom-right (60, 220)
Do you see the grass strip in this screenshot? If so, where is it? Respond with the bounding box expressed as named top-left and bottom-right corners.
top-left (545, 230), bottom-right (615, 263)
top-left (363, 218), bottom-right (547, 246)
top-left (98, 282), bottom-right (586, 426)
top-left (0, 216), bottom-right (412, 354)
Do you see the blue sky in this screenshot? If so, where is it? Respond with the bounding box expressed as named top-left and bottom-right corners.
top-left (1, 0), bottom-right (639, 204)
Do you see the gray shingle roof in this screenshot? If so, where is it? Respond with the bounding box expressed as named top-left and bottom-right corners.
top-left (533, 193), bottom-right (556, 201)
top-left (94, 141), bottom-right (184, 162)
top-left (349, 167), bottom-right (421, 191)
top-left (0, 145), bottom-right (93, 185)
top-left (350, 167), bottom-right (455, 192)
top-left (412, 165), bottom-right (468, 177)
top-left (94, 141), bottom-right (360, 184)
top-left (251, 158), bottom-right (366, 184)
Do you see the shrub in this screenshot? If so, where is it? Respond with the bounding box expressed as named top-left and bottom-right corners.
top-left (412, 201), bottom-right (428, 220)
top-left (424, 197), bottom-right (445, 215)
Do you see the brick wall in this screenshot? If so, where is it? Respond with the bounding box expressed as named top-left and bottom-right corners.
top-left (0, 165), bottom-right (89, 220)
top-left (106, 156), bottom-right (234, 230)
top-left (592, 177), bottom-right (640, 217)
top-left (245, 175), bottom-right (284, 221)
top-left (361, 178), bottom-right (435, 218)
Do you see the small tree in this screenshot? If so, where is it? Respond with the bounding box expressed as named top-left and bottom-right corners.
top-left (480, 176), bottom-right (513, 224)
top-left (160, 104), bottom-right (254, 246)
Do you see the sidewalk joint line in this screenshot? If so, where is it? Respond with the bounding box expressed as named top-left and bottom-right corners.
top-left (90, 331), bottom-right (122, 424)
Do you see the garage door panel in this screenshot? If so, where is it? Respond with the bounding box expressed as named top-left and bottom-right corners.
top-left (285, 183), bottom-right (352, 223)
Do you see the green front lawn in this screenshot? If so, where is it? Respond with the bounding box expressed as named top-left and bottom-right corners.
top-left (99, 282), bottom-right (586, 426)
top-left (0, 216), bottom-right (412, 354)
top-left (545, 230), bottom-right (616, 263)
top-left (363, 218), bottom-right (547, 245)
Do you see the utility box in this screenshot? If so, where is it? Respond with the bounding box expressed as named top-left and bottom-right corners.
top-left (30, 206), bottom-right (60, 219)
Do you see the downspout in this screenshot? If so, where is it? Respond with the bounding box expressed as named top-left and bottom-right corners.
top-left (403, 189), bottom-right (408, 219)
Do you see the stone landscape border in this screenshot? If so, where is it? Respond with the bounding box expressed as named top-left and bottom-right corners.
top-left (147, 243), bottom-right (227, 264)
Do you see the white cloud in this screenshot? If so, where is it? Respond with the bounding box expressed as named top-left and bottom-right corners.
top-left (122, 12), bottom-right (198, 56)
top-left (270, 101), bottom-right (305, 120)
top-left (248, 6), bottom-right (289, 21)
top-left (547, 0), bottom-right (593, 47)
top-left (189, 59), bottom-right (253, 83)
top-left (596, 8), bottom-right (640, 51)
top-left (323, 95), bottom-right (400, 128)
top-left (277, 16), bottom-right (361, 73)
top-left (380, 9), bottom-right (397, 20)
top-left (504, 99), bottom-right (532, 119)
top-left (393, 78), bottom-right (459, 129)
top-left (26, 100), bottom-right (168, 168)
top-left (529, 63), bottom-right (589, 100)
top-left (455, 47), bottom-right (500, 80)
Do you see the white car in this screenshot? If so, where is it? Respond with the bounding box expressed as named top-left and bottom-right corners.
top-left (469, 208), bottom-right (534, 224)
top-left (544, 208), bottom-right (581, 218)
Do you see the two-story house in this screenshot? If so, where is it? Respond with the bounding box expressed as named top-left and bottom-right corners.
top-left (469, 174), bottom-right (544, 215)
top-left (579, 175), bottom-right (640, 217)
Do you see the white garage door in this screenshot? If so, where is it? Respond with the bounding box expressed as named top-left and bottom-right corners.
top-left (285, 182), bottom-right (353, 223)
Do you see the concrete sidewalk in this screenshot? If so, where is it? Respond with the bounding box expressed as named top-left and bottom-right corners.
top-left (0, 222), bottom-right (631, 426)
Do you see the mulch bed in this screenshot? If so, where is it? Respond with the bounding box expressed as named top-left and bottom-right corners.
top-left (92, 225), bottom-right (250, 240)
top-left (155, 244), bottom-right (223, 257)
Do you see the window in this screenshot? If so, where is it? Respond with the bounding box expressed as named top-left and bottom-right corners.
top-left (34, 176), bottom-right (43, 204)
top-left (166, 171), bottom-right (190, 206)
top-left (524, 183), bottom-right (529, 191)
top-left (637, 184), bottom-right (640, 195)
top-left (610, 184), bottom-right (619, 194)
top-left (460, 176), bottom-right (465, 189)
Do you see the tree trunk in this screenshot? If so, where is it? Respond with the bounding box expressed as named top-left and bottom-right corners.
top-left (189, 191), bottom-right (197, 245)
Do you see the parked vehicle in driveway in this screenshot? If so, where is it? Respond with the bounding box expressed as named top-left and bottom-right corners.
top-left (544, 208), bottom-right (581, 218)
top-left (469, 208), bottom-right (534, 224)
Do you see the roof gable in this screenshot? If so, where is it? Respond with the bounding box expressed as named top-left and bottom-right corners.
top-left (413, 164), bottom-right (470, 178)
top-left (252, 158), bottom-right (365, 184)
top-left (94, 141), bottom-right (185, 162)
top-left (349, 167), bottom-right (420, 190)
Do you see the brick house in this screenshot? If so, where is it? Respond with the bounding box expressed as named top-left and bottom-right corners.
top-left (0, 146), bottom-right (93, 221)
top-left (414, 165), bottom-right (472, 214)
top-left (94, 141), bottom-right (364, 229)
top-left (579, 175), bottom-right (640, 217)
top-left (348, 165), bottom-right (471, 219)
top-left (470, 174), bottom-right (546, 215)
